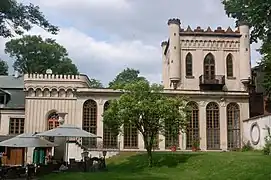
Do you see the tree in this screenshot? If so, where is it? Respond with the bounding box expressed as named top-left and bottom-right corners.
top-left (0, 59), bottom-right (8, 75)
top-left (222, 0), bottom-right (271, 96)
top-left (0, 0), bottom-right (58, 38)
top-left (5, 35), bottom-right (78, 75)
top-left (108, 68), bottom-right (146, 89)
top-left (89, 78), bottom-right (103, 88)
top-left (103, 80), bottom-right (188, 167)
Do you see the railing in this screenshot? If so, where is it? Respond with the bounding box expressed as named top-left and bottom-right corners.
top-left (199, 75), bottom-right (225, 85)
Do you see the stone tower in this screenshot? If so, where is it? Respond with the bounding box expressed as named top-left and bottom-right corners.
top-left (239, 21), bottom-right (251, 85)
top-left (168, 18), bottom-right (181, 89)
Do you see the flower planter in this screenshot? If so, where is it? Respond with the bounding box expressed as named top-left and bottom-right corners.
top-left (191, 147), bottom-right (197, 152)
top-left (171, 146), bottom-right (177, 152)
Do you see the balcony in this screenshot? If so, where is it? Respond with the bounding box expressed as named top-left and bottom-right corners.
top-left (199, 75), bottom-right (225, 91)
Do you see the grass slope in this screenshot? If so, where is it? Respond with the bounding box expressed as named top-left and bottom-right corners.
top-left (42, 151), bottom-right (271, 180)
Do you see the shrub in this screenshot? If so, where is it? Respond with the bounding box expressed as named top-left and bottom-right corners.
top-left (263, 125), bottom-right (271, 155)
top-left (241, 141), bottom-right (253, 152)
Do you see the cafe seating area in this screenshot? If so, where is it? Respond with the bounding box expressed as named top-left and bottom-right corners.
top-left (0, 155), bottom-right (107, 179)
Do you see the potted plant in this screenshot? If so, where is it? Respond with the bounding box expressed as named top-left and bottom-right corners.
top-left (191, 137), bottom-right (201, 152)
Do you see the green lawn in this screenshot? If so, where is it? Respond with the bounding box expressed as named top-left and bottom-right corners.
top-left (41, 151), bottom-right (271, 180)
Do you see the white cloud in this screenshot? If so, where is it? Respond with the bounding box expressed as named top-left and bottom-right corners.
top-left (37, 0), bottom-right (131, 11)
top-left (0, 26), bottom-right (161, 85)
top-left (0, 0), bottom-right (262, 85)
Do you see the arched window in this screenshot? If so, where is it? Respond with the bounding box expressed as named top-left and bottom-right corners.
top-left (186, 53), bottom-right (193, 77)
top-left (165, 120), bottom-right (179, 149)
top-left (47, 112), bottom-right (59, 130)
top-left (124, 123), bottom-right (138, 149)
top-left (82, 99), bottom-right (97, 148)
top-left (204, 53), bottom-right (215, 80)
top-left (47, 111), bottom-right (60, 142)
top-left (206, 102), bottom-right (220, 150)
top-left (226, 54), bottom-right (233, 77)
top-left (103, 101), bottom-right (118, 149)
top-left (186, 102), bottom-right (199, 149)
top-left (227, 103), bottom-right (240, 149)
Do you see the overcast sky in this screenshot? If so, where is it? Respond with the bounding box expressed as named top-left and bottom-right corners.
top-left (0, 0), bottom-right (261, 86)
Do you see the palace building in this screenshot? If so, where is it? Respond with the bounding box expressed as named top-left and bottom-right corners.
top-left (0, 18), bottom-right (256, 164)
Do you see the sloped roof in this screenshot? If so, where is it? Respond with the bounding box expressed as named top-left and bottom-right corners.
top-left (0, 76), bottom-right (25, 109)
top-left (4, 89), bottom-right (25, 108)
top-left (0, 76), bottom-right (24, 89)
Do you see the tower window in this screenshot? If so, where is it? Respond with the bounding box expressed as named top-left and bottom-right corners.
top-left (185, 53), bottom-right (193, 77)
top-left (226, 54), bottom-right (234, 78)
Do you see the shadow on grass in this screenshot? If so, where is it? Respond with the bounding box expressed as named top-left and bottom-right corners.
top-left (41, 152), bottom-right (202, 180)
top-left (108, 152), bottom-right (202, 172)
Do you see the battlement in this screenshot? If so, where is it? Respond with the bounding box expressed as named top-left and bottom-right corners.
top-left (24, 73), bottom-right (83, 81)
top-left (167, 18), bottom-right (181, 25)
top-left (179, 26), bottom-right (241, 37)
top-left (24, 73), bottom-right (92, 89)
top-left (161, 41), bottom-right (168, 47)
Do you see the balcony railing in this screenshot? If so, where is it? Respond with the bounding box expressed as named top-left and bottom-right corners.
top-left (199, 75), bottom-right (225, 85)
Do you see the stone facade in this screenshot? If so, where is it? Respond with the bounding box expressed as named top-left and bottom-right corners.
top-left (160, 18), bottom-right (251, 150)
top-left (0, 18), bottom-right (253, 164)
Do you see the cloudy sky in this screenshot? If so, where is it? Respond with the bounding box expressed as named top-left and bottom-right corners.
top-left (0, 0), bottom-right (261, 86)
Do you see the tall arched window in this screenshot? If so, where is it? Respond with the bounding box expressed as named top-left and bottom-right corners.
top-left (82, 99), bottom-right (97, 148)
top-left (165, 120), bottom-right (179, 149)
top-left (226, 54), bottom-right (233, 77)
top-left (204, 53), bottom-right (215, 80)
top-left (227, 103), bottom-right (240, 149)
top-left (124, 123), bottom-right (138, 149)
top-left (186, 53), bottom-right (193, 77)
top-left (206, 102), bottom-right (220, 150)
top-left (186, 102), bottom-right (199, 149)
top-left (103, 101), bottom-right (118, 149)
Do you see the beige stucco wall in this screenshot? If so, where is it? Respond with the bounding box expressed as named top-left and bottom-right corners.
top-left (0, 109), bottom-right (25, 135)
top-left (243, 115), bottom-right (271, 149)
top-left (24, 73), bottom-right (249, 152)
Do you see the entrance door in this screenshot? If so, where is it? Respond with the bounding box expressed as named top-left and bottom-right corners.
top-left (206, 102), bottom-right (220, 150)
top-left (2, 147), bottom-right (24, 165)
top-left (227, 103), bottom-right (241, 149)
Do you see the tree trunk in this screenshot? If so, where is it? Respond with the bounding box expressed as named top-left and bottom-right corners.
top-left (147, 147), bottom-right (153, 167)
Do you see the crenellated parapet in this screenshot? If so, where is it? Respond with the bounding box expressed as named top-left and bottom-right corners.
top-left (24, 73), bottom-right (92, 87)
top-left (24, 72), bottom-right (94, 98)
top-left (179, 26), bottom-right (240, 37)
top-left (25, 73), bottom-right (82, 81)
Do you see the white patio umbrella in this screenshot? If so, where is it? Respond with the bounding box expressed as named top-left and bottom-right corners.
top-left (0, 133), bottom-right (57, 147)
top-left (36, 124), bottom-right (102, 162)
top-left (36, 124), bottom-right (101, 138)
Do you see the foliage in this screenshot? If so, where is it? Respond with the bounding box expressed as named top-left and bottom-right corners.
top-left (108, 68), bottom-right (147, 89)
top-left (42, 152), bottom-right (271, 180)
top-left (0, 0), bottom-right (58, 38)
top-left (103, 80), bottom-right (188, 167)
top-left (222, 0), bottom-right (271, 43)
top-left (222, 0), bottom-right (271, 96)
top-left (5, 35), bottom-right (78, 75)
top-left (241, 141), bottom-right (253, 152)
top-left (89, 78), bottom-right (103, 88)
top-left (192, 137), bottom-right (201, 150)
top-left (0, 59), bottom-right (8, 75)
top-left (263, 125), bottom-right (271, 155)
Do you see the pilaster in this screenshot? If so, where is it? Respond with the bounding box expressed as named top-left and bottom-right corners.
top-left (97, 99), bottom-right (104, 138)
top-left (199, 101), bottom-right (206, 150)
top-left (220, 101), bottom-right (227, 150)
top-left (159, 133), bottom-right (165, 150)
